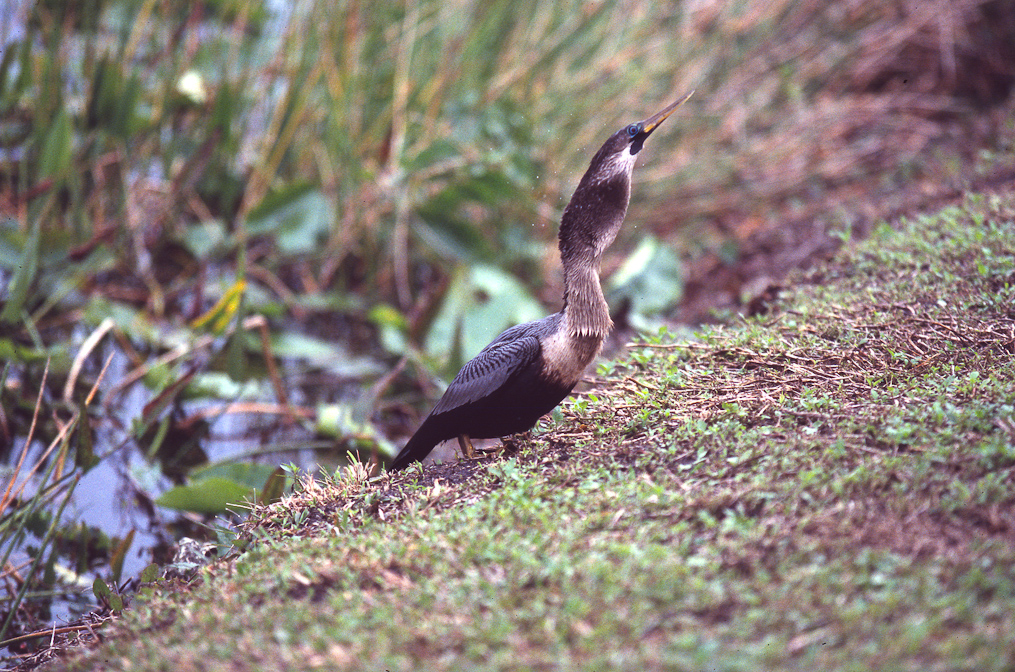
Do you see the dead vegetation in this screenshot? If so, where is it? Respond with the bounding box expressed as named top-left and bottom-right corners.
top-left (662, 0), bottom-right (1015, 322)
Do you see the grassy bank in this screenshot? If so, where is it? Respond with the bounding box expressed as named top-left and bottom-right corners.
top-left (43, 191), bottom-right (1015, 671)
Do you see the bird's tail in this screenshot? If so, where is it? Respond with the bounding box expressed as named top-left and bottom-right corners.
top-left (388, 421), bottom-right (443, 471)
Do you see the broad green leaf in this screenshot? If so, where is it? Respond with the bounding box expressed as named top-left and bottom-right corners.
top-left (316, 402), bottom-right (396, 457)
top-left (181, 219), bottom-right (230, 258)
top-left (258, 467), bottom-right (287, 506)
top-left (155, 477), bottom-right (254, 514)
top-left (82, 296), bottom-right (164, 346)
top-left (606, 236), bottom-right (684, 321)
top-left (92, 576), bottom-right (111, 602)
top-left (368, 303), bottom-right (409, 355)
top-left (92, 568), bottom-right (123, 610)
top-left (139, 563), bottom-right (160, 584)
top-left (183, 371), bottom-right (267, 400)
top-left (246, 185), bottom-right (335, 255)
top-left (189, 462), bottom-right (280, 492)
top-left (270, 332), bottom-right (383, 378)
top-left (425, 263), bottom-right (544, 367)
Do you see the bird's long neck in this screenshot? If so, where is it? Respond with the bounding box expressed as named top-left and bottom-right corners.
top-left (562, 262), bottom-right (611, 339)
top-left (558, 167), bottom-right (631, 340)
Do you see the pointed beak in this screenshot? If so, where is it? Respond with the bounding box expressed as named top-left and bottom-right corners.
top-left (641, 89), bottom-right (694, 135)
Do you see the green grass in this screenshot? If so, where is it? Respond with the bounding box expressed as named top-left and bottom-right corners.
top-left (48, 192), bottom-right (1015, 671)
top-left (4, 3), bottom-right (1013, 632)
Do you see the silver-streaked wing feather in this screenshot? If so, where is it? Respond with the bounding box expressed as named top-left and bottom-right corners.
top-left (430, 331), bottom-right (542, 415)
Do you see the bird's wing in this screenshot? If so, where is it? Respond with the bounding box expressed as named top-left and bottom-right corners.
top-left (430, 331), bottom-right (542, 415)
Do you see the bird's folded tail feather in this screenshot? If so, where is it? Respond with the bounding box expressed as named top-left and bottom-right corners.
top-left (389, 419), bottom-right (445, 471)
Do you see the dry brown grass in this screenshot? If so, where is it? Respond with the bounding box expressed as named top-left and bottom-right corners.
top-left (646, 0), bottom-right (1015, 321)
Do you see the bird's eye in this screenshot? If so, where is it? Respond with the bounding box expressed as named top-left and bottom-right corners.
top-left (626, 123), bottom-right (640, 138)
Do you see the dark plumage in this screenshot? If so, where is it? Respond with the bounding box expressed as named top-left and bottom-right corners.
top-left (390, 91), bottom-right (693, 470)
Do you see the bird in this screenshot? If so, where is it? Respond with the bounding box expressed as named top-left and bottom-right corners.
top-left (389, 90), bottom-right (694, 471)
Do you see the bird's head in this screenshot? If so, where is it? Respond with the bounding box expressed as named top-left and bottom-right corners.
top-left (560, 90), bottom-right (694, 267)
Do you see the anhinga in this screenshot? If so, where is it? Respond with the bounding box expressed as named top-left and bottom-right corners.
top-left (390, 91), bottom-right (694, 471)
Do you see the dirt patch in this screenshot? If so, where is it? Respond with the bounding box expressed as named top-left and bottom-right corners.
top-left (660, 0), bottom-right (1015, 325)
top-left (798, 499), bottom-right (1015, 560)
top-left (672, 164), bottom-right (1015, 325)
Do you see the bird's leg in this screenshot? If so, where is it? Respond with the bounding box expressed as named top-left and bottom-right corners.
top-left (457, 434), bottom-right (476, 460)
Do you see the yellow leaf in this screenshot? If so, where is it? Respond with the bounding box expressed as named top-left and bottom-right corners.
top-left (190, 280), bottom-right (246, 334)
